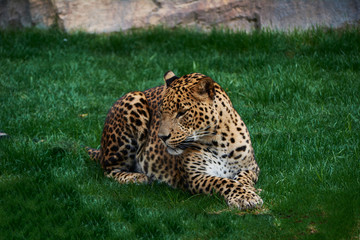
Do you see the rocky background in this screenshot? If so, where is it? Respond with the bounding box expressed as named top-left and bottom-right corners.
top-left (1, 0), bottom-right (359, 32)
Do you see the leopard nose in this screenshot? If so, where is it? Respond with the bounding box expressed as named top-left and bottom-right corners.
top-left (159, 134), bottom-right (171, 143)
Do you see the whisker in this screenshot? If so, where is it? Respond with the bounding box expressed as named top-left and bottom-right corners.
top-left (177, 126), bottom-right (215, 151)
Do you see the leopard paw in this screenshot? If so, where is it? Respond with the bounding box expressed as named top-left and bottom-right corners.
top-left (226, 189), bottom-right (263, 210)
top-left (129, 173), bottom-right (149, 184)
top-left (106, 170), bottom-right (149, 184)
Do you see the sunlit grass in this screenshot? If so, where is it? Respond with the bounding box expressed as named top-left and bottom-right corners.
top-left (0, 27), bottom-right (359, 239)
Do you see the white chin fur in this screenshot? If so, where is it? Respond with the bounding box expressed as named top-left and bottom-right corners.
top-left (166, 147), bottom-right (184, 156)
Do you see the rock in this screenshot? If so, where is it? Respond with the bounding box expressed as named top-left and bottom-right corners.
top-left (29, 0), bottom-right (57, 29)
top-left (0, 0), bottom-right (32, 28)
top-left (259, 0), bottom-right (360, 30)
top-left (54, 0), bottom-right (158, 32)
top-left (0, 0), bottom-right (56, 29)
top-left (150, 0), bottom-right (261, 32)
top-left (0, 0), bottom-right (359, 32)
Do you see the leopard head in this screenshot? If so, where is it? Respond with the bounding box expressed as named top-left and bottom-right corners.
top-left (158, 71), bottom-right (218, 155)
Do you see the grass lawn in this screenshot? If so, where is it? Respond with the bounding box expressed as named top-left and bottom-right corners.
top-left (0, 27), bottom-right (359, 239)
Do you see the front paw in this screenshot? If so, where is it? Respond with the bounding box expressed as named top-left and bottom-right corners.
top-left (226, 189), bottom-right (263, 210)
top-left (128, 173), bottom-right (149, 184)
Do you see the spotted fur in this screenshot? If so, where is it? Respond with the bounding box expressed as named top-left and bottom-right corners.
top-left (86, 71), bottom-right (263, 209)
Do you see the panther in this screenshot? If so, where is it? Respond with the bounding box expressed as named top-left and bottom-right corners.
top-left (87, 71), bottom-right (263, 209)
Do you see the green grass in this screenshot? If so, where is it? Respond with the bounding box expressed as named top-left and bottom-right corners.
top-left (0, 27), bottom-right (359, 239)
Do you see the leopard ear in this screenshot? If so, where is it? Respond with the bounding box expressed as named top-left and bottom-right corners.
top-left (193, 77), bottom-right (215, 100)
top-left (163, 71), bottom-right (179, 87)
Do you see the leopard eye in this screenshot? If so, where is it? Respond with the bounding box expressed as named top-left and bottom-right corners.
top-left (176, 110), bottom-right (187, 118)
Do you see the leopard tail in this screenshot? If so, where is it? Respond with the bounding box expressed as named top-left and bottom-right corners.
top-left (86, 147), bottom-right (101, 162)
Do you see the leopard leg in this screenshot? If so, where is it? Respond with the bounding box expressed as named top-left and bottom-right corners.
top-left (187, 174), bottom-right (263, 209)
top-left (233, 169), bottom-right (259, 192)
top-left (100, 91), bottom-right (150, 184)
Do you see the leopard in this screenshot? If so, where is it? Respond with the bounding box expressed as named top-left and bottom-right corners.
top-left (86, 71), bottom-right (263, 209)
